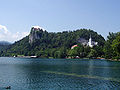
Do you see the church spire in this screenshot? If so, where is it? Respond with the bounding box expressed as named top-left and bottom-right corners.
top-left (88, 35), bottom-right (93, 47)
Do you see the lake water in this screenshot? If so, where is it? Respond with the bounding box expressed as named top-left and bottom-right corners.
top-left (0, 57), bottom-right (120, 90)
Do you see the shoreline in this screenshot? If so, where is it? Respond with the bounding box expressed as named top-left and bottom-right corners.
top-left (1, 56), bottom-right (120, 62)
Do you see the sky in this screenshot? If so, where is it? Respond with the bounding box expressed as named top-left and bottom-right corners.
top-left (0, 0), bottom-right (120, 42)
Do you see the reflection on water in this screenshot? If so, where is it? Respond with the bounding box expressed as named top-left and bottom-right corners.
top-left (0, 57), bottom-right (120, 90)
top-left (41, 71), bottom-right (120, 82)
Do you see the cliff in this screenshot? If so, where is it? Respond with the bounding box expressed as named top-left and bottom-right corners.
top-left (29, 26), bottom-right (45, 44)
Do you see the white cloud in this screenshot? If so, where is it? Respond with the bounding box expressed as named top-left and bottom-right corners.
top-left (0, 25), bottom-right (29, 43)
top-left (0, 25), bottom-right (8, 34)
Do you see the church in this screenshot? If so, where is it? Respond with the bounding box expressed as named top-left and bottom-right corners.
top-left (77, 35), bottom-right (98, 48)
top-left (87, 35), bottom-right (98, 47)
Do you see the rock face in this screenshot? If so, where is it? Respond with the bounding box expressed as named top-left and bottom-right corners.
top-left (29, 26), bottom-right (45, 44)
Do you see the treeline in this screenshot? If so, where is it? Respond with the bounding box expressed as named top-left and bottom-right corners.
top-left (104, 32), bottom-right (120, 60)
top-left (2, 28), bottom-right (120, 60)
top-left (0, 29), bottom-right (105, 59)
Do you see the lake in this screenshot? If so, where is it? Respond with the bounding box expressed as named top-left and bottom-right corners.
top-left (0, 57), bottom-right (120, 90)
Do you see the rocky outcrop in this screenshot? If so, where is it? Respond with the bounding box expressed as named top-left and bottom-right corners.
top-left (29, 26), bottom-right (45, 44)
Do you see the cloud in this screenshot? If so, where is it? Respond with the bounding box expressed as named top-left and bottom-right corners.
top-left (0, 25), bottom-right (29, 43)
top-left (11, 31), bottom-right (29, 41)
top-left (0, 25), bottom-right (8, 34)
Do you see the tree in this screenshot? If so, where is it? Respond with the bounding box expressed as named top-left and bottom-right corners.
top-left (112, 33), bottom-right (120, 58)
top-left (93, 46), bottom-right (104, 57)
top-left (103, 32), bottom-right (117, 59)
top-left (87, 49), bottom-right (97, 58)
top-left (103, 41), bottom-right (113, 59)
top-left (68, 48), bottom-right (78, 58)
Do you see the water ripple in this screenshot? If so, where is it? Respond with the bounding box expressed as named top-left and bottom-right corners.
top-left (41, 71), bottom-right (120, 82)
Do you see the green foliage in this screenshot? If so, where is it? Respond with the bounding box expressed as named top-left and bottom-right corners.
top-left (112, 33), bottom-right (120, 57)
top-left (68, 45), bottom-right (91, 58)
top-left (103, 32), bottom-right (120, 59)
top-left (1, 29), bottom-right (105, 58)
top-left (93, 46), bottom-right (104, 57)
top-left (87, 49), bottom-right (97, 58)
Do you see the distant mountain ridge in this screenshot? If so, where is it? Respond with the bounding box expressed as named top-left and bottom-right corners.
top-left (0, 41), bottom-right (11, 51)
top-left (0, 41), bottom-right (11, 45)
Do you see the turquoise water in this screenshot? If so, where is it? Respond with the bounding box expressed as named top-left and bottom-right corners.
top-left (0, 57), bottom-right (120, 90)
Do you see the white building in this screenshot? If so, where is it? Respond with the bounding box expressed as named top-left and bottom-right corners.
top-left (78, 35), bottom-right (98, 48)
top-left (88, 35), bottom-right (98, 48)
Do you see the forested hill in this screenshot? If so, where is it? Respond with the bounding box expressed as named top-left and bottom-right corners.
top-left (0, 28), bottom-right (105, 58)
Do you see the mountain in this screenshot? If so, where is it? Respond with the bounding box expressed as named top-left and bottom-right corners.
top-left (0, 41), bottom-right (11, 45)
top-left (0, 41), bottom-right (11, 51)
top-left (0, 27), bottom-right (105, 58)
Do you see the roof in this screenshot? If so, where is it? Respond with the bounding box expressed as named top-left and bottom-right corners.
top-left (32, 26), bottom-right (45, 31)
top-left (71, 45), bottom-right (78, 49)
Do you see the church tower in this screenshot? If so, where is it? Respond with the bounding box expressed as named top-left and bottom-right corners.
top-left (88, 35), bottom-right (93, 48)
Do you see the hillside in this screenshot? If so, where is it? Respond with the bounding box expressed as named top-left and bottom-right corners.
top-left (0, 27), bottom-right (105, 58)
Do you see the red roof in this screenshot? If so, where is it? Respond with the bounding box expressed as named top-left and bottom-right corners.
top-left (71, 45), bottom-right (78, 49)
